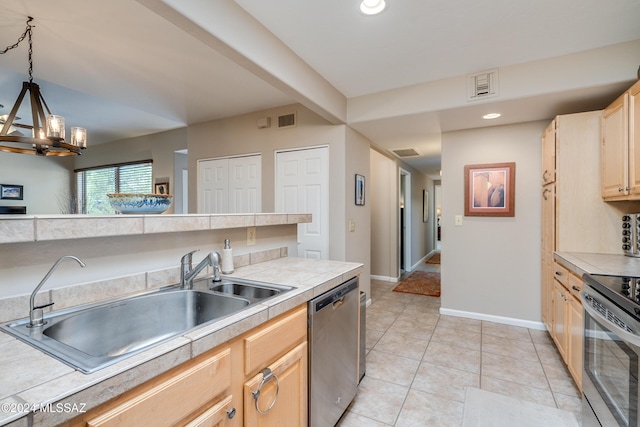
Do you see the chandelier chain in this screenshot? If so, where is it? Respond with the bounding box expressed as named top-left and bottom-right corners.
top-left (0, 17), bottom-right (34, 82)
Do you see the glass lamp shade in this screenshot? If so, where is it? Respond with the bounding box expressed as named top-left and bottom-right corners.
top-left (46, 115), bottom-right (65, 139)
top-left (71, 127), bottom-right (87, 148)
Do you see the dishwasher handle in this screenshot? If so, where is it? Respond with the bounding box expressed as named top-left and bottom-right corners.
top-left (333, 298), bottom-right (344, 309)
top-left (312, 278), bottom-right (358, 313)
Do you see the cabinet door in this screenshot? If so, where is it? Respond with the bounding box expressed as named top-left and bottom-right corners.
top-left (629, 81), bottom-right (640, 196)
top-left (567, 294), bottom-right (583, 391)
top-left (244, 342), bottom-right (308, 427)
top-left (552, 280), bottom-right (567, 361)
top-left (542, 120), bottom-right (556, 185)
top-left (541, 185), bottom-right (555, 331)
top-left (602, 93), bottom-right (629, 199)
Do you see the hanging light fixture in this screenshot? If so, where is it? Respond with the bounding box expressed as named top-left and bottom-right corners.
top-left (0, 17), bottom-right (86, 156)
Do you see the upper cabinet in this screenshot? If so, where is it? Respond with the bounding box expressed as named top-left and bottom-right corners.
top-left (602, 79), bottom-right (640, 200)
top-left (542, 120), bottom-right (556, 185)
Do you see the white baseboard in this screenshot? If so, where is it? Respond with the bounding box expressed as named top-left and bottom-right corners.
top-left (439, 308), bottom-right (546, 331)
top-left (370, 274), bottom-right (399, 283)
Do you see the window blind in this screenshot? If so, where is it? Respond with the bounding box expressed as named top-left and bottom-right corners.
top-left (75, 161), bottom-right (153, 214)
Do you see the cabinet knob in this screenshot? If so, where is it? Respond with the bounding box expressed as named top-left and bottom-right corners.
top-left (227, 408), bottom-right (236, 419)
top-left (619, 187), bottom-right (624, 192)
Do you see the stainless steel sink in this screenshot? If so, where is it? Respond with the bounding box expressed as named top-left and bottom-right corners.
top-left (209, 281), bottom-right (285, 301)
top-left (1, 278), bottom-right (293, 373)
top-left (1, 288), bottom-right (251, 373)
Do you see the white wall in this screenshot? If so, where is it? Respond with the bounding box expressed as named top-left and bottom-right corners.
top-left (441, 121), bottom-right (546, 324)
top-left (370, 148), bottom-right (398, 280)
top-left (346, 127), bottom-right (372, 299)
top-left (0, 153), bottom-right (74, 214)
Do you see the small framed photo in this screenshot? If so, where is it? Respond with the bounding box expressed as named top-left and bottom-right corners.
top-left (464, 162), bottom-right (515, 217)
top-left (355, 174), bottom-right (365, 206)
top-left (0, 184), bottom-right (23, 200)
top-left (154, 182), bottom-right (169, 195)
top-left (423, 190), bottom-right (429, 222)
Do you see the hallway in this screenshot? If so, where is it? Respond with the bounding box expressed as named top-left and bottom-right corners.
top-left (338, 259), bottom-right (582, 426)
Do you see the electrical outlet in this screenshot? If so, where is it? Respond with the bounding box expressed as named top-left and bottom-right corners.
top-left (348, 220), bottom-right (356, 232)
top-left (247, 227), bottom-right (256, 246)
top-left (455, 215), bottom-right (463, 226)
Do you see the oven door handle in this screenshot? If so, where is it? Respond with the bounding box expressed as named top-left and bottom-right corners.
top-left (581, 291), bottom-right (640, 348)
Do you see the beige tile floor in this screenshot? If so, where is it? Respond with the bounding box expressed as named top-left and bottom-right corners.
top-left (338, 260), bottom-right (582, 427)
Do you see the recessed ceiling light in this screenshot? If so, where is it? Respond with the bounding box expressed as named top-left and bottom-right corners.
top-left (360, 0), bottom-right (386, 15)
top-left (482, 113), bottom-right (501, 120)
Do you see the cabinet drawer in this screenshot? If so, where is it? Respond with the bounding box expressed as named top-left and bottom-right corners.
top-left (184, 395), bottom-right (234, 427)
top-left (244, 305), bottom-right (307, 376)
top-left (87, 348), bottom-right (231, 427)
top-left (553, 262), bottom-right (569, 286)
top-left (568, 273), bottom-right (583, 301)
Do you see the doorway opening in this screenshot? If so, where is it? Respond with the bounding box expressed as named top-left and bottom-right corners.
top-left (399, 168), bottom-right (412, 275)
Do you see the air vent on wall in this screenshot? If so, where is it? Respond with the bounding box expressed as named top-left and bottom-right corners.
top-left (278, 112), bottom-right (296, 128)
top-left (392, 148), bottom-right (420, 158)
top-left (467, 69), bottom-right (498, 101)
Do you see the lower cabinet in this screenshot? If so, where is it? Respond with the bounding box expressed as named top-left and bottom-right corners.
top-left (69, 304), bottom-right (308, 427)
top-left (243, 342), bottom-right (307, 427)
top-left (548, 261), bottom-right (583, 390)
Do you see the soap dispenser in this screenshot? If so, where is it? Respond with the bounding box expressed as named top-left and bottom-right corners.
top-left (221, 239), bottom-right (234, 274)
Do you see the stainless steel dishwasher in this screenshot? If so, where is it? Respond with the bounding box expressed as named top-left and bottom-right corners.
top-left (308, 277), bottom-right (359, 427)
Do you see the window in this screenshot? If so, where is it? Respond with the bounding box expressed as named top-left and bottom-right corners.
top-left (75, 161), bottom-right (153, 214)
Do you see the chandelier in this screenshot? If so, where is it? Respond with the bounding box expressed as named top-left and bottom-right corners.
top-left (0, 17), bottom-right (86, 156)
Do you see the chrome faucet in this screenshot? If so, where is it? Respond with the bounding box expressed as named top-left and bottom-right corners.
top-left (180, 250), bottom-right (221, 289)
top-left (29, 255), bottom-right (86, 328)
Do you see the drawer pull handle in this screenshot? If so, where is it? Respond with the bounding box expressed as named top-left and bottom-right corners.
top-left (572, 286), bottom-right (580, 292)
top-left (554, 271), bottom-right (562, 276)
top-left (227, 408), bottom-right (236, 419)
top-left (252, 368), bottom-right (280, 415)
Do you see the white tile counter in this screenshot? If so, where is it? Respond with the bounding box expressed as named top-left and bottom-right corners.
top-left (555, 252), bottom-right (640, 277)
top-left (0, 257), bottom-right (362, 427)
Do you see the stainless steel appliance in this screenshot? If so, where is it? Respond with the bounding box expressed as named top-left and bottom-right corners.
top-left (582, 274), bottom-right (640, 426)
top-left (359, 290), bottom-right (366, 383)
top-left (308, 277), bottom-right (359, 427)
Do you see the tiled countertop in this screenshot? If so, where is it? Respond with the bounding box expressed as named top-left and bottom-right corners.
top-left (0, 257), bottom-right (362, 427)
top-left (555, 252), bottom-right (640, 277)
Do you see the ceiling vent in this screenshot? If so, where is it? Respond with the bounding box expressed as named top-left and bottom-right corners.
top-left (467, 69), bottom-right (498, 101)
top-left (277, 112), bottom-right (296, 129)
top-left (392, 148), bottom-right (420, 158)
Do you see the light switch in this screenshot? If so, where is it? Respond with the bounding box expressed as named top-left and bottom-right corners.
top-left (455, 215), bottom-right (463, 226)
top-left (348, 220), bottom-right (356, 232)
top-left (247, 227), bottom-right (256, 246)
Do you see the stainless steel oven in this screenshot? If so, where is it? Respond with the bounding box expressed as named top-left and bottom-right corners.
top-left (582, 274), bottom-right (640, 427)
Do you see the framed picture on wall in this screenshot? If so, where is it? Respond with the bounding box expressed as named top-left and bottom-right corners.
top-left (0, 184), bottom-right (23, 200)
top-left (423, 190), bottom-right (429, 222)
top-left (464, 162), bottom-right (515, 217)
top-left (154, 182), bottom-right (170, 195)
top-left (355, 174), bottom-right (365, 206)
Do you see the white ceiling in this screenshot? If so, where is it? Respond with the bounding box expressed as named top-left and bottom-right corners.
top-left (1, 0), bottom-right (639, 177)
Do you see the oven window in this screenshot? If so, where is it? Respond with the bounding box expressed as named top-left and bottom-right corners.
top-left (585, 313), bottom-right (639, 426)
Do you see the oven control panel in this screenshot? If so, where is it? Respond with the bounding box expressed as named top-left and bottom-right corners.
top-left (622, 214), bottom-right (640, 257)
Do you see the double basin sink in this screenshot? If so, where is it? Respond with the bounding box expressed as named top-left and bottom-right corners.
top-left (1, 278), bottom-right (293, 373)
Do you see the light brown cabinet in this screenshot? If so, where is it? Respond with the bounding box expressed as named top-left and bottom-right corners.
top-left (243, 342), bottom-right (307, 427)
top-left (540, 111), bottom-right (606, 392)
top-left (602, 79), bottom-right (640, 200)
top-left (550, 261), bottom-right (583, 389)
top-left (69, 304), bottom-right (308, 427)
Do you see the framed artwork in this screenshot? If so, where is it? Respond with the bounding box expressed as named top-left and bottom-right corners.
top-left (355, 174), bottom-right (365, 206)
top-left (423, 190), bottom-right (429, 222)
top-left (154, 182), bottom-right (169, 195)
top-left (0, 184), bottom-right (23, 200)
top-left (464, 162), bottom-right (515, 217)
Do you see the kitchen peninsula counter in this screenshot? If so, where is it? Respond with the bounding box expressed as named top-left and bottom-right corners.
top-left (0, 257), bottom-right (363, 426)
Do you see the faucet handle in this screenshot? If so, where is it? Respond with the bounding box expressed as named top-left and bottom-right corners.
top-left (181, 249), bottom-right (200, 266)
